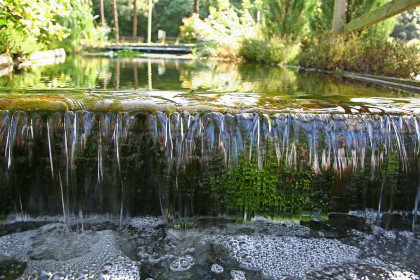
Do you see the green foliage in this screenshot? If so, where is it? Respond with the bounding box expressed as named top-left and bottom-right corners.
top-left (55, 0), bottom-right (109, 53)
top-left (261, 0), bottom-right (316, 41)
top-left (299, 34), bottom-right (420, 79)
top-left (180, 4), bottom-right (257, 58)
top-left (209, 150), bottom-right (333, 219)
top-left (115, 49), bottom-right (142, 57)
top-left (391, 8), bottom-right (420, 41)
top-left (154, 0), bottom-right (193, 36)
top-left (307, 0), bottom-right (335, 35)
top-left (0, 27), bottom-right (38, 56)
top-left (239, 37), bottom-right (300, 64)
top-left (179, 14), bottom-right (205, 43)
top-left (0, 0), bottom-right (69, 44)
top-left (0, 0), bottom-right (104, 56)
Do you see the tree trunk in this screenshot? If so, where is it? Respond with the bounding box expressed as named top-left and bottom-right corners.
top-left (132, 0), bottom-right (137, 37)
top-left (99, 0), bottom-right (105, 26)
top-left (113, 0), bottom-right (120, 42)
top-left (193, 0), bottom-right (199, 15)
top-left (147, 0), bottom-right (152, 43)
top-left (332, 0), bottom-right (347, 35)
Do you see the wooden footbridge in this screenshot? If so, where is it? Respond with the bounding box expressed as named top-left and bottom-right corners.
top-left (106, 43), bottom-right (196, 54)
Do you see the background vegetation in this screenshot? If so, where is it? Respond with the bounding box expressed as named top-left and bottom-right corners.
top-left (0, 0), bottom-right (419, 78)
top-left (0, 0), bottom-right (107, 57)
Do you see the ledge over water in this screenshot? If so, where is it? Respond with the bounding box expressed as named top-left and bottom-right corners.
top-left (1, 91), bottom-right (420, 115)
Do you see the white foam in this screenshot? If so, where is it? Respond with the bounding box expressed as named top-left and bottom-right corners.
top-left (169, 255), bottom-right (195, 272)
top-left (0, 224), bottom-right (140, 279)
top-left (202, 235), bottom-right (360, 279)
top-left (211, 264), bottom-right (224, 274)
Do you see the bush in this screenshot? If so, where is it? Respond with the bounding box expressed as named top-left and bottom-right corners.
top-left (262, 0), bottom-right (316, 41)
top-left (239, 37), bottom-right (300, 64)
top-left (0, 27), bottom-right (38, 57)
top-left (0, 0), bottom-right (107, 56)
top-left (0, 0), bottom-right (69, 56)
top-left (299, 35), bottom-right (420, 79)
top-left (179, 4), bottom-right (257, 59)
top-left (55, 1), bottom-right (109, 53)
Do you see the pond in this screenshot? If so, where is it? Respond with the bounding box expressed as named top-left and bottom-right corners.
top-left (0, 56), bottom-right (419, 279)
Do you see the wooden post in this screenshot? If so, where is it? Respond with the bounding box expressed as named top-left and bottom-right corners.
top-left (332, 0), bottom-right (347, 34)
top-left (147, 0), bottom-right (152, 44)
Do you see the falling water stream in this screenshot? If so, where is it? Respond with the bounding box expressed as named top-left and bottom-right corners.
top-left (0, 57), bottom-right (419, 279)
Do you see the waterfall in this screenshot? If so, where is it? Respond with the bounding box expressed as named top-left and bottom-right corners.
top-left (0, 110), bottom-right (419, 227)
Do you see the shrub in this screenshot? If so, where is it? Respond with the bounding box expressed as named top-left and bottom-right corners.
top-left (179, 13), bottom-right (213, 43)
top-left (0, 27), bottom-right (38, 57)
top-left (0, 0), bottom-right (69, 55)
top-left (55, 1), bottom-right (109, 53)
top-left (239, 37), bottom-right (300, 64)
top-left (179, 4), bottom-right (257, 59)
top-left (262, 0), bottom-right (316, 41)
top-left (299, 35), bottom-right (420, 79)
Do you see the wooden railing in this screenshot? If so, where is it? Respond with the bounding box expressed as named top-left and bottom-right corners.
top-left (333, 0), bottom-right (420, 34)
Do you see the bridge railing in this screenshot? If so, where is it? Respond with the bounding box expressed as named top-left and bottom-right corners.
top-left (333, 0), bottom-right (420, 34)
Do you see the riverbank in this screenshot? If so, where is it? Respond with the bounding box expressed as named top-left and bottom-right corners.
top-left (0, 48), bottom-right (66, 70)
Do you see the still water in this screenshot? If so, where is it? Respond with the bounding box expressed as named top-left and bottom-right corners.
top-left (0, 56), bottom-right (419, 114)
top-left (0, 56), bottom-right (419, 279)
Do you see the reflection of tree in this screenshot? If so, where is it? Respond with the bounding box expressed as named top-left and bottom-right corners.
top-left (0, 57), bottom-right (111, 90)
top-left (179, 61), bottom-right (298, 93)
top-left (115, 60), bottom-right (121, 90)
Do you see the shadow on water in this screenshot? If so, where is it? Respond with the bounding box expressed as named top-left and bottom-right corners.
top-left (0, 57), bottom-right (419, 279)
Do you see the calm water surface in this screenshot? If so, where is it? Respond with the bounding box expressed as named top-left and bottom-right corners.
top-left (0, 56), bottom-right (419, 279)
top-left (0, 56), bottom-right (419, 114)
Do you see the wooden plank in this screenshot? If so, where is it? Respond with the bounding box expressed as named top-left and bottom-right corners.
top-left (344, 0), bottom-right (420, 33)
top-left (332, 0), bottom-right (348, 34)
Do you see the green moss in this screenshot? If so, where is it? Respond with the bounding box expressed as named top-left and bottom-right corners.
top-left (0, 95), bottom-right (70, 111)
top-left (104, 100), bottom-right (123, 112)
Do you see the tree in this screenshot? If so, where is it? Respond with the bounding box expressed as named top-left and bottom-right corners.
top-left (194, 0), bottom-right (199, 14)
top-left (147, 0), bottom-right (152, 43)
top-left (262, 0), bottom-right (317, 41)
top-left (154, 0), bottom-right (193, 36)
top-left (391, 8), bottom-right (420, 41)
top-left (133, 0), bottom-right (138, 36)
top-left (113, 0), bottom-right (120, 42)
top-left (100, 0), bottom-right (106, 26)
top-left (0, 0), bottom-right (69, 55)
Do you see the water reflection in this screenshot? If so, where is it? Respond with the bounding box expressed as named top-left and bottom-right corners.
top-left (0, 57), bottom-right (418, 114)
